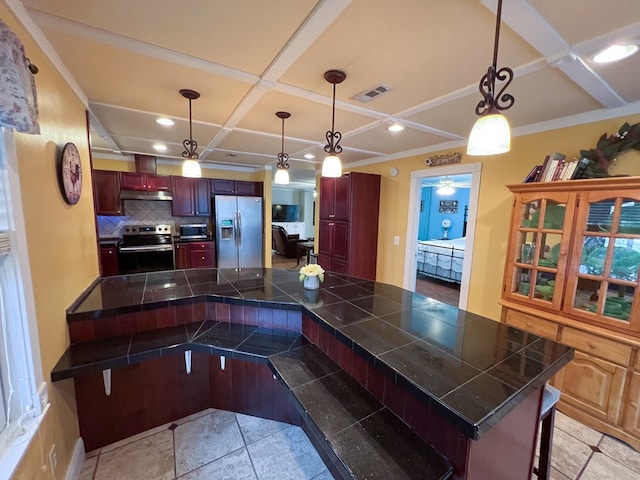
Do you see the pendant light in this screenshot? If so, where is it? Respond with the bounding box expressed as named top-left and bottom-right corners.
top-left (180, 88), bottom-right (202, 178)
top-left (467, 0), bottom-right (515, 156)
top-left (274, 111), bottom-right (291, 185)
top-left (322, 69), bottom-right (346, 178)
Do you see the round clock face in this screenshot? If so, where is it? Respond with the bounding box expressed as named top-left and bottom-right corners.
top-left (61, 142), bottom-right (82, 205)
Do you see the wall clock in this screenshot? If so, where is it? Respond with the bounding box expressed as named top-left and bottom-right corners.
top-left (60, 142), bottom-right (82, 205)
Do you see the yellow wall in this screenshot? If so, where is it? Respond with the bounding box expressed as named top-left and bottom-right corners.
top-left (351, 113), bottom-right (640, 319)
top-left (3, 4), bottom-right (98, 479)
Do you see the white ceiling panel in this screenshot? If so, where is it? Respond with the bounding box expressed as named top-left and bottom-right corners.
top-left (15, 0), bottom-right (640, 185)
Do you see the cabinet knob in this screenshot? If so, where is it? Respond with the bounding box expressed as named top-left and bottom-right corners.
top-left (201, 256), bottom-right (205, 260)
top-left (631, 402), bottom-right (639, 409)
top-left (526, 321), bottom-right (532, 328)
top-left (588, 342), bottom-right (597, 349)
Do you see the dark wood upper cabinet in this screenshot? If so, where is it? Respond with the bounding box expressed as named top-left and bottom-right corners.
top-left (211, 179), bottom-right (263, 197)
top-left (318, 172), bottom-right (381, 280)
top-left (92, 170), bottom-right (123, 216)
top-left (171, 176), bottom-right (211, 216)
top-left (121, 172), bottom-right (170, 191)
top-left (194, 178), bottom-right (211, 215)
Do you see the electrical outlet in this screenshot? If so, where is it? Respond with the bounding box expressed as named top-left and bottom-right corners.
top-left (48, 444), bottom-right (57, 476)
top-left (393, 235), bottom-right (400, 246)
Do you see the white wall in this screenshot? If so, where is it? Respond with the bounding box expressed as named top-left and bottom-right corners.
top-left (272, 187), bottom-right (314, 238)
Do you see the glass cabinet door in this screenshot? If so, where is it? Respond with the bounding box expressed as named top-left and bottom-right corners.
top-left (506, 193), bottom-right (575, 310)
top-left (565, 193), bottom-right (640, 330)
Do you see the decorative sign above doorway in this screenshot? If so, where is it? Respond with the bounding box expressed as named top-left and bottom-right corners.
top-left (425, 152), bottom-right (462, 167)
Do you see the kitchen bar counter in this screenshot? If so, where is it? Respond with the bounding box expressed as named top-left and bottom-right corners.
top-left (57, 268), bottom-right (573, 479)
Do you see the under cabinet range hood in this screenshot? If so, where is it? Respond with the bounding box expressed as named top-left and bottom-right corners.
top-left (119, 190), bottom-right (173, 201)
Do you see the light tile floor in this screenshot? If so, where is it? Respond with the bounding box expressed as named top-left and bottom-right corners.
top-left (78, 409), bottom-right (333, 480)
top-left (537, 410), bottom-right (640, 479)
top-left (76, 407), bottom-right (640, 480)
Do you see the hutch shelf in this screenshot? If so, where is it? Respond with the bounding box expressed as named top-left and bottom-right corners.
top-left (500, 177), bottom-right (640, 451)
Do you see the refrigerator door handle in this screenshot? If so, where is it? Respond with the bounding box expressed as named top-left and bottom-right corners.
top-left (236, 210), bottom-right (242, 247)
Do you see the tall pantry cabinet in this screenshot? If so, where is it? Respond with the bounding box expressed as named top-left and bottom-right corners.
top-left (318, 172), bottom-right (381, 280)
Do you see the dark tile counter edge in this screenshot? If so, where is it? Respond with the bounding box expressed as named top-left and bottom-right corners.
top-left (66, 276), bottom-right (102, 315)
top-left (60, 288), bottom-right (574, 440)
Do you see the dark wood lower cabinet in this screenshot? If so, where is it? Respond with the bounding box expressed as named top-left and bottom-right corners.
top-left (75, 353), bottom-right (299, 451)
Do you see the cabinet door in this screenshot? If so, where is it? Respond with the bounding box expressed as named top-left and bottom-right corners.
top-left (319, 177), bottom-right (334, 220)
top-left (211, 179), bottom-right (235, 195)
top-left (175, 243), bottom-right (191, 269)
top-left (333, 175), bottom-right (351, 221)
top-left (318, 220), bottom-right (333, 257)
top-left (564, 190), bottom-right (640, 332)
top-left (555, 351), bottom-right (626, 423)
top-left (331, 221), bottom-right (349, 265)
top-left (623, 371), bottom-right (640, 437)
top-left (235, 181), bottom-right (261, 196)
top-left (146, 174), bottom-right (171, 191)
top-left (503, 192), bottom-right (576, 311)
top-left (120, 172), bottom-right (147, 190)
top-left (99, 246), bottom-right (119, 276)
top-left (171, 176), bottom-right (195, 216)
top-left (194, 178), bottom-right (211, 215)
top-left (92, 170), bottom-right (123, 216)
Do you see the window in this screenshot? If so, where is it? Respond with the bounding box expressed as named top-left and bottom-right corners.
top-left (0, 128), bottom-right (42, 468)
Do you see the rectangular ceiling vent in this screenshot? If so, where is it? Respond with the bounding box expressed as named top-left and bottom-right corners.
top-left (350, 84), bottom-right (393, 103)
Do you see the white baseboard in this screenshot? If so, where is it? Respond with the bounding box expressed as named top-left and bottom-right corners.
top-left (64, 437), bottom-right (85, 480)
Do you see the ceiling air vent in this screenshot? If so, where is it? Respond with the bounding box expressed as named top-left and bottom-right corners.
top-left (350, 84), bottom-right (393, 103)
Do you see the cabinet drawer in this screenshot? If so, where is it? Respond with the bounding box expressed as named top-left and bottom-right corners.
top-left (559, 327), bottom-right (631, 365)
top-left (190, 242), bottom-right (214, 251)
top-left (504, 310), bottom-right (558, 339)
top-left (190, 250), bottom-right (215, 268)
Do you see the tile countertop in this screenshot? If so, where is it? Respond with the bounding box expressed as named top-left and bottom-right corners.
top-left (64, 268), bottom-right (574, 439)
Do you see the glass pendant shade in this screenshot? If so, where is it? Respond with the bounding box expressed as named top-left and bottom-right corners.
top-left (182, 159), bottom-right (202, 178)
top-left (322, 155), bottom-right (342, 178)
top-left (466, 113), bottom-right (511, 156)
top-left (274, 168), bottom-right (290, 185)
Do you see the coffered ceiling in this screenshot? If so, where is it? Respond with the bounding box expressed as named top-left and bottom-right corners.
top-left (17, 0), bottom-right (640, 187)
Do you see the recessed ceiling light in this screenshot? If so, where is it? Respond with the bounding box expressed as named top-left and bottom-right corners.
top-left (304, 153), bottom-right (315, 159)
top-left (387, 122), bottom-right (405, 132)
top-left (593, 44), bottom-right (638, 64)
top-left (153, 143), bottom-right (167, 152)
top-left (156, 117), bottom-right (174, 126)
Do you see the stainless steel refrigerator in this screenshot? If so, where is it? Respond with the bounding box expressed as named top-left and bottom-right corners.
top-left (214, 196), bottom-right (263, 269)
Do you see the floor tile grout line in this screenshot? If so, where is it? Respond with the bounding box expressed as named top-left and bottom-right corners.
top-left (234, 413), bottom-right (261, 480)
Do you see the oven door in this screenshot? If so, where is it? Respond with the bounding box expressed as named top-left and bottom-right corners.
top-left (118, 244), bottom-right (174, 274)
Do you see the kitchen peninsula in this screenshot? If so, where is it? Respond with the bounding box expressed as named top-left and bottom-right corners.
top-left (53, 268), bottom-right (573, 479)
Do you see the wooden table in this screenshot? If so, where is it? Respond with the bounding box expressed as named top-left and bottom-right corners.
top-left (296, 241), bottom-right (314, 266)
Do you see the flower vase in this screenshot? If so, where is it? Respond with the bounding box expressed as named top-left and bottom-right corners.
top-left (303, 275), bottom-right (320, 290)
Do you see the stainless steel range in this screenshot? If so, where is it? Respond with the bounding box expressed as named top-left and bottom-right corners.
top-left (118, 224), bottom-right (174, 274)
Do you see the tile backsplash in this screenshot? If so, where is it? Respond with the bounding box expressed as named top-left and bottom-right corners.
top-left (97, 200), bottom-right (209, 237)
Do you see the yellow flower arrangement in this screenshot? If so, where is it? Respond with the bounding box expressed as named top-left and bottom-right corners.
top-left (299, 263), bottom-right (325, 283)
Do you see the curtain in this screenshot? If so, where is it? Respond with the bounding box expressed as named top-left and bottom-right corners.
top-left (0, 19), bottom-right (39, 134)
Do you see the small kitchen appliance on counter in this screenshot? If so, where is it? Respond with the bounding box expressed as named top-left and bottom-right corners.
top-left (178, 223), bottom-right (208, 240)
top-left (118, 224), bottom-right (174, 274)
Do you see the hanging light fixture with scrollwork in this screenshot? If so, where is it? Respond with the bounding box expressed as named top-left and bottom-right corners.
top-left (322, 69), bottom-right (346, 178)
top-left (467, 0), bottom-right (515, 156)
top-left (274, 111), bottom-right (291, 185)
top-left (180, 88), bottom-right (202, 178)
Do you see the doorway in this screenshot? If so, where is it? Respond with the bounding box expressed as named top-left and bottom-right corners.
top-left (403, 163), bottom-right (482, 310)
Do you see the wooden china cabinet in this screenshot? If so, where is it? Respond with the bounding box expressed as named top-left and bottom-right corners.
top-left (500, 177), bottom-right (640, 451)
